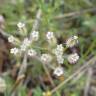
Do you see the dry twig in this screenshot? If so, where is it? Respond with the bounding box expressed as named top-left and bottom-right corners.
top-left (54, 7), bottom-right (96, 19)
top-left (84, 68), bottom-right (93, 96)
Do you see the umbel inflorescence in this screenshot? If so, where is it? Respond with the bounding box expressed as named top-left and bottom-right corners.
top-left (8, 22), bottom-right (79, 78)
top-left (8, 22), bottom-right (79, 95)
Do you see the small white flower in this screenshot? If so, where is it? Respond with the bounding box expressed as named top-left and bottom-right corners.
top-left (54, 44), bottom-right (64, 56)
top-left (0, 77), bottom-right (6, 93)
top-left (8, 35), bottom-right (15, 43)
top-left (53, 44), bottom-right (64, 64)
top-left (73, 35), bottom-right (78, 39)
top-left (46, 31), bottom-right (57, 46)
top-left (10, 47), bottom-right (19, 55)
top-left (53, 67), bottom-right (64, 77)
top-left (20, 38), bottom-right (31, 51)
top-left (23, 38), bottom-right (31, 46)
top-left (41, 54), bottom-right (52, 64)
top-left (31, 31), bottom-right (39, 41)
top-left (28, 49), bottom-right (37, 57)
top-left (66, 35), bottom-right (78, 48)
top-left (46, 32), bottom-right (54, 40)
top-left (20, 45), bottom-right (27, 51)
top-left (56, 55), bottom-right (64, 64)
top-left (17, 22), bottom-right (25, 29)
top-left (67, 53), bottom-right (79, 64)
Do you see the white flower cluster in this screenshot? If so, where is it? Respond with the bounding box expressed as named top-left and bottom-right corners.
top-left (17, 22), bottom-right (25, 29)
top-left (46, 32), bottom-right (54, 40)
top-left (46, 32), bottom-right (57, 46)
top-left (9, 22), bottom-right (80, 80)
top-left (9, 25), bottom-right (40, 55)
top-left (41, 54), bottom-right (52, 64)
top-left (20, 38), bottom-right (31, 51)
top-left (0, 77), bottom-right (6, 93)
top-left (8, 35), bottom-right (16, 43)
top-left (31, 31), bottom-right (39, 41)
top-left (53, 67), bottom-right (64, 77)
top-left (8, 35), bottom-right (20, 45)
top-left (67, 53), bottom-right (79, 64)
top-left (28, 49), bottom-right (37, 57)
top-left (66, 35), bottom-right (78, 48)
top-left (10, 47), bottom-right (19, 55)
top-left (54, 44), bottom-right (64, 64)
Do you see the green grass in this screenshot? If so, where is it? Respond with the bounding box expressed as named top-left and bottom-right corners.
top-left (0, 0), bottom-right (96, 96)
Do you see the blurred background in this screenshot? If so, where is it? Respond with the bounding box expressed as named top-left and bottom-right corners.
top-left (0, 0), bottom-right (96, 96)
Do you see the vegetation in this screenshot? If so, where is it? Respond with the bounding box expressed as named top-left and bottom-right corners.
top-left (0, 0), bottom-right (96, 96)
